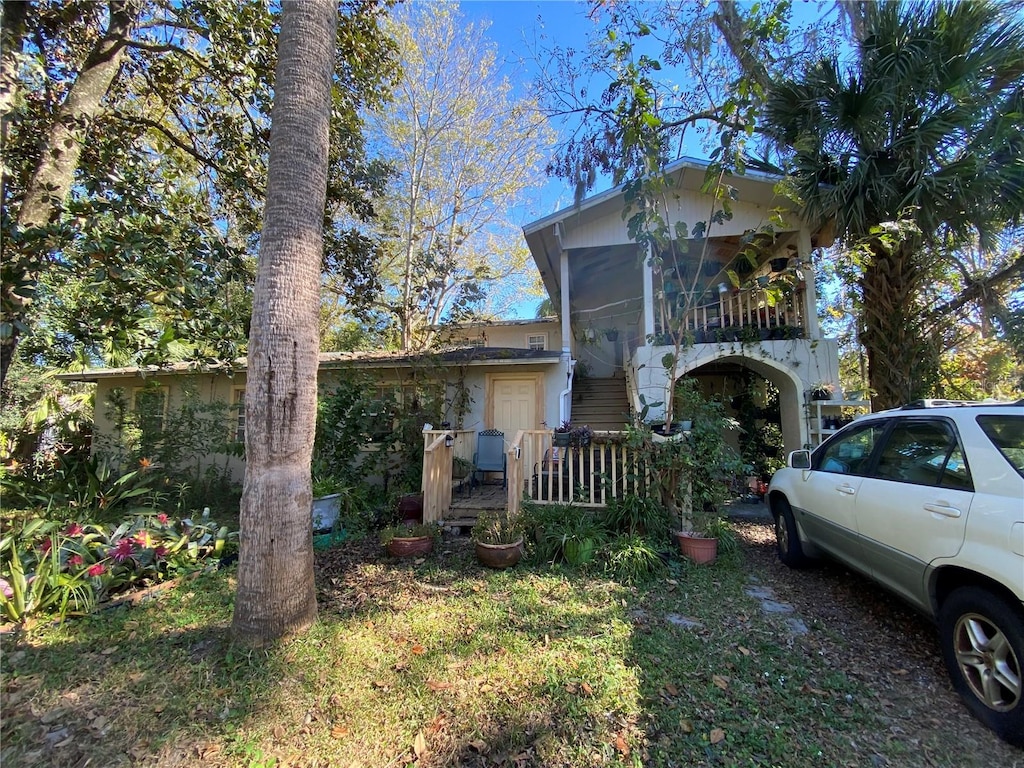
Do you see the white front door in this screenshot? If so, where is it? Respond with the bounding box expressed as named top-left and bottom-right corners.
top-left (491, 376), bottom-right (538, 437)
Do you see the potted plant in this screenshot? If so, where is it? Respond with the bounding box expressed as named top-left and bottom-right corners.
top-left (628, 378), bottom-right (742, 565)
top-left (471, 510), bottom-right (524, 569)
top-left (451, 456), bottom-right (474, 480)
top-left (810, 381), bottom-right (836, 401)
top-left (570, 423), bottom-right (594, 449)
top-left (544, 506), bottom-right (606, 565)
top-left (604, 328), bottom-right (619, 342)
top-left (311, 475), bottom-right (344, 533)
top-left (552, 420), bottom-right (573, 447)
top-left (380, 522), bottom-right (439, 558)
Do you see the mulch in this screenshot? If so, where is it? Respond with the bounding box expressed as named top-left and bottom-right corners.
top-left (734, 519), bottom-right (1022, 766)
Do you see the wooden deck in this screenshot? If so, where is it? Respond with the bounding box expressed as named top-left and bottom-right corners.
top-left (443, 480), bottom-right (509, 528)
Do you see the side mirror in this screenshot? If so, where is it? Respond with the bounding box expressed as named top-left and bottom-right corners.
top-left (788, 450), bottom-right (811, 470)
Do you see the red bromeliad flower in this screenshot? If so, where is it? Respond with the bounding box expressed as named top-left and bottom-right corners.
top-left (111, 539), bottom-right (135, 563)
top-left (87, 563), bottom-right (105, 577)
top-left (68, 554), bottom-right (84, 567)
top-left (154, 545), bottom-right (168, 559)
top-left (39, 538), bottom-right (52, 554)
top-left (64, 522), bottom-right (84, 537)
top-left (156, 513), bottom-right (169, 525)
top-left (134, 530), bottom-right (153, 549)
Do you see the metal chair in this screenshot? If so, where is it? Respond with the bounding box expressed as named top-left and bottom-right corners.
top-left (473, 429), bottom-right (506, 489)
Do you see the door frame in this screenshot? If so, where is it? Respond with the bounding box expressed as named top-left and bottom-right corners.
top-left (485, 373), bottom-right (545, 432)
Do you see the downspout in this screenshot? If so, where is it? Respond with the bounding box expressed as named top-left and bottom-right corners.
top-left (555, 223), bottom-right (575, 425)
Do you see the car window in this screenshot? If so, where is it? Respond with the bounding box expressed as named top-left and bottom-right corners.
top-left (977, 414), bottom-right (1024, 479)
top-left (814, 421), bottom-right (888, 475)
top-left (872, 419), bottom-right (971, 489)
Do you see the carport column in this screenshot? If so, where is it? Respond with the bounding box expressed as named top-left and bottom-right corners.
top-left (642, 243), bottom-right (655, 341)
top-left (798, 228), bottom-right (821, 339)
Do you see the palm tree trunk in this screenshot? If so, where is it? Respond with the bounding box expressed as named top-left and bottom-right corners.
top-left (231, 0), bottom-right (335, 646)
top-left (860, 242), bottom-right (939, 410)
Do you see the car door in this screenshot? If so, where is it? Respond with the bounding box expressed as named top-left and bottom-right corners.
top-left (793, 420), bottom-right (889, 575)
top-left (853, 417), bottom-right (973, 611)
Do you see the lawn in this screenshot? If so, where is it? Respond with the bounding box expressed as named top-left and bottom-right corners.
top-left (0, 529), bottom-right (959, 767)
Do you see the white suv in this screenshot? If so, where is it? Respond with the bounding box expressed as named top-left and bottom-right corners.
top-left (768, 400), bottom-right (1024, 745)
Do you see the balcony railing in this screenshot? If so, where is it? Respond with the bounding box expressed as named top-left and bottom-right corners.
top-left (507, 430), bottom-right (647, 517)
top-left (656, 284), bottom-right (808, 343)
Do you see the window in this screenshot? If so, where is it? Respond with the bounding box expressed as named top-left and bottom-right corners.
top-left (814, 421), bottom-right (888, 475)
top-left (526, 333), bottom-right (547, 351)
top-left (872, 419), bottom-right (971, 489)
top-left (132, 385), bottom-right (168, 457)
top-left (977, 414), bottom-right (1024, 478)
top-left (467, 337), bottom-right (486, 348)
top-left (132, 385), bottom-right (168, 434)
top-left (231, 388), bottom-right (245, 443)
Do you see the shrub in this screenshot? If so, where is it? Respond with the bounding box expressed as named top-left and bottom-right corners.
top-left (604, 534), bottom-right (667, 584)
top-left (0, 510), bottom-right (236, 624)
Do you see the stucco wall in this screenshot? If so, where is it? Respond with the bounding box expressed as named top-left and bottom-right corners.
top-left (629, 337), bottom-right (842, 455)
top-left (89, 360), bottom-right (566, 483)
top-left (449, 320), bottom-right (560, 350)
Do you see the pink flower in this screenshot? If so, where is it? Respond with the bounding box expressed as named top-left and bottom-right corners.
top-left (39, 538), bottom-right (52, 554)
top-left (154, 546), bottom-right (168, 559)
top-left (156, 513), bottom-right (169, 525)
top-left (87, 563), bottom-right (105, 577)
top-left (110, 539), bottom-right (135, 563)
top-left (0, 579), bottom-right (12, 599)
top-left (134, 530), bottom-right (153, 548)
top-left (64, 522), bottom-right (84, 537)
top-left (68, 554), bottom-right (84, 567)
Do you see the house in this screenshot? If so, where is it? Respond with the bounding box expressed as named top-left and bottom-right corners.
top-left (522, 157), bottom-right (857, 456)
top-left (61, 157), bottom-right (858, 521)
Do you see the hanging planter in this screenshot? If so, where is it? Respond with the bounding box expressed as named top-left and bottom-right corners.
top-left (604, 328), bottom-right (619, 342)
top-left (770, 257), bottom-right (790, 272)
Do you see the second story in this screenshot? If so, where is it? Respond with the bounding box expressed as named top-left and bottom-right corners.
top-left (522, 157), bottom-right (834, 372)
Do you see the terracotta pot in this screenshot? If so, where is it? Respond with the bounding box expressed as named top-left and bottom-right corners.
top-left (475, 537), bottom-right (524, 569)
top-left (386, 535), bottom-right (434, 558)
top-left (675, 531), bottom-right (717, 565)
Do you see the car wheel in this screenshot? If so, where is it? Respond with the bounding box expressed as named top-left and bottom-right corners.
top-left (938, 586), bottom-right (1024, 746)
top-left (771, 496), bottom-right (810, 568)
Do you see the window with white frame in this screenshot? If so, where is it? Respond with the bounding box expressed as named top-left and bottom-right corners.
top-left (526, 333), bottom-right (547, 351)
top-left (231, 388), bottom-right (245, 443)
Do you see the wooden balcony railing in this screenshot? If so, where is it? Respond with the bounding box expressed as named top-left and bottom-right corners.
top-left (657, 284), bottom-right (807, 342)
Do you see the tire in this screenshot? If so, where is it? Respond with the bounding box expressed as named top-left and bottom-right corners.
top-left (938, 586), bottom-right (1024, 746)
top-left (771, 496), bottom-right (811, 568)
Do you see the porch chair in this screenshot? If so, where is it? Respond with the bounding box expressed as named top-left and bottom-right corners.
top-left (473, 429), bottom-right (507, 489)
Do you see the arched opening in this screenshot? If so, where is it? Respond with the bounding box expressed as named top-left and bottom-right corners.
top-left (673, 353), bottom-right (804, 492)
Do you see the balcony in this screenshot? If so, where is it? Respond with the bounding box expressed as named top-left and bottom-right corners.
top-left (655, 283), bottom-right (809, 345)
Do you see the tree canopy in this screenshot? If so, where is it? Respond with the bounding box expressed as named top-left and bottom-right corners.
top-left (355, 0), bottom-right (553, 352)
top-left (1, 0), bottom-right (395, 387)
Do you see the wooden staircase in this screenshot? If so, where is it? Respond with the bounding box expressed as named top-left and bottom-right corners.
top-left (572, 374), bottom-right (631, 430)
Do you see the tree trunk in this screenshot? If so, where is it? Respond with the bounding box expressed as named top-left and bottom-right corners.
top-left (860, 242), bottom-right (938, 410)
top-left (1, 0), bottom-right (138, 390)
top-left (231, 0), bottom-right (335, 646)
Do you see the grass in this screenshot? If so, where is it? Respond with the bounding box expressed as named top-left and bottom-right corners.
top-left (0, 531), bottom-right (914, 767)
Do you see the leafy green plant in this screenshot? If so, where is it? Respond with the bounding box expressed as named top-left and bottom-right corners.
top-left (599, 493), bottom-right (670, 538)
top-left (540, 505), bottom-right (607, 566)
top-left (0, 510), bottom-right (236, 623)
top-left (603, 534), bottom-right (667, 584)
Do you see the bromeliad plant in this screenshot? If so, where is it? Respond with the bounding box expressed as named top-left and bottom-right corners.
top-left (0, 510), bottom-right (236, 624)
